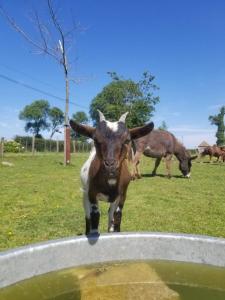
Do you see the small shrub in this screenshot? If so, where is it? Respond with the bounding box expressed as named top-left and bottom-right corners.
top-left (4, 141), bottom-right (23, 153)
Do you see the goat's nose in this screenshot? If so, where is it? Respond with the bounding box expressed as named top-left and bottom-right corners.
top-left (104, 159), bottom-right (116, 168)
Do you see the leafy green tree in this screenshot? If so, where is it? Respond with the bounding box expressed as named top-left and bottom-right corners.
top-left (19, 100), bottom-right (50, 138)
top-left (209, 106), bottom-right (225, 146)
top-left (90, 71), bottom-right (159, 127)
top-left (158, 121), bottom-right (168, 131)
top-left (49, 107), bottom-right (64, 139)
top-left (71, 111), bottom-right (89, 141)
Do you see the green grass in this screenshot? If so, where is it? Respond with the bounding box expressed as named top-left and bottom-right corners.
top-left (0, 153), bottom-right (225, 251)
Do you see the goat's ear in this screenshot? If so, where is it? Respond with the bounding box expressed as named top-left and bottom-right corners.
top-left (129, 122), bottom-right (154, 140)
top-left (69, 120), bottom-right (95, 139)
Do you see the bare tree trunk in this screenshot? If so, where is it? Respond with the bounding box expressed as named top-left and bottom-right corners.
top-left (0, 138), bottom-right (4, 160)
top-left (50, 131), bottom-right (54, 140)
top-left (56, 139), bottom-right (59, 153)
top-left (32, 135), bottom-right (35, 156)
top-left (64, 75), bottom-right (71, 165)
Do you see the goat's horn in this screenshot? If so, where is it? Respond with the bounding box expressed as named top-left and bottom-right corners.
top-left (119, 112), bottom-right (129, 123)
top-left (97, 109), bottom-right (106, 122)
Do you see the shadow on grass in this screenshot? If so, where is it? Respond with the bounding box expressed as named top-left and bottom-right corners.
top-left (200, 161), bottom-right (223, 165)
top-left (140, 173), bottom-right (184, 179)
top-left (193, 161), bottom-right (225, 167)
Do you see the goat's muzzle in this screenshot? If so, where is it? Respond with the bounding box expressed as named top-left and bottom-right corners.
top-left (104, 159), bottom-right (118, 177)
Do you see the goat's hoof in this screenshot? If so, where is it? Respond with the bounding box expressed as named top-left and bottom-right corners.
top-left (87, 231), bottom-right (100, 238)
top-left (108, 225), bottom-right (115, 233)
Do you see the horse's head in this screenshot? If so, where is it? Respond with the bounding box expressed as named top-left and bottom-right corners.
top-left (179, 152), bottom-right (197, 178)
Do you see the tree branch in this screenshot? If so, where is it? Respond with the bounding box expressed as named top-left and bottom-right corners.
top-left (0, 5), bottom-right (60, 63)
top-left (47, 0), bottom-right (68, 75)
top-left (33, 10), bottom-right (48, 52)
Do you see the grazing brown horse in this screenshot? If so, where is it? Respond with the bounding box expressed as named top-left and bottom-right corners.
top-left (200, 145), bottom-right (225, 162)
top-left (132, 129), bottom-right (197, 178)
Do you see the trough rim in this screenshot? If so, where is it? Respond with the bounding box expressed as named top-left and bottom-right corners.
top-left (1, 231), bottom-right (225, 256)
top-left (1, 232), bottom-right (225, 289)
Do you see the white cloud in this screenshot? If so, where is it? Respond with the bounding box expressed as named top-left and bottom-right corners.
top-left (155, 111), bottom-right (181, 120)
top-left (15, 122), bottom-right (23, 129)
top-left (0, 122), bottom-right (8, 128)
top-left (169, 126), bottom-right (214, 134)
top-left (207, 104), bottom-right (224, 111)
top-left (153, 116), bottom-right (165, 123)
top-left (181, 133), bottom-right (216, 149)
top-left (171, 112), bottom-right (181, 117)
top-left (168, 126), bottom-right (216, 148)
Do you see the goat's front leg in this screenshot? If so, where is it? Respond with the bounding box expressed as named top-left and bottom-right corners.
top-left (84, 191), bottom-right (100, 235)
top-left (108, 201), bottom-right (117, 232)
top-left (108, 193), bottom-right (126, 233)
top-left (113, 204), bottom-right (123, 232)
top-left (83, 192), bottom-right (91, 235)
top-left (90, 202), bottom-right (100, 234)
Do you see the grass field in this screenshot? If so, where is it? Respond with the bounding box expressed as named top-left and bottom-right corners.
top-left (0, 153), bottom-right (225, 251)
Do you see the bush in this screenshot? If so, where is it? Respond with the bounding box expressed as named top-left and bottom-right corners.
top-left (4, 141), bottom-right (23, 153)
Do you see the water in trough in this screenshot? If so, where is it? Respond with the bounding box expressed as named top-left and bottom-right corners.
top-left (0, 260), bottom-right (225, 300)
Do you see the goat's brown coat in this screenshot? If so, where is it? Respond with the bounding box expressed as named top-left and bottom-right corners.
top-left (70, 113), bottom-right (154, 234)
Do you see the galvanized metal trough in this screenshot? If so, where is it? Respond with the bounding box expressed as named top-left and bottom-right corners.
top-left (1, 232), bottom-right (225, 289)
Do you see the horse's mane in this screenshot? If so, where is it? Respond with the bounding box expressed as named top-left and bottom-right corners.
top-left (173, 135), bottom-right (190, 160)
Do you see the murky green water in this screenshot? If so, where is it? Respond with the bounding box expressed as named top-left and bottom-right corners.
top-left (0, 261), bottom-right (225, 300)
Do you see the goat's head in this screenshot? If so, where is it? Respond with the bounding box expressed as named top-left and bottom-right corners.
top-left (70, 110), bottom-right (154, 178)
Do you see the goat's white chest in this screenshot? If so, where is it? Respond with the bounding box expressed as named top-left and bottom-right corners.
top-left (108, 178), bottom-right (117, 186)
top-left (80, 147), bottom-right (96, 192)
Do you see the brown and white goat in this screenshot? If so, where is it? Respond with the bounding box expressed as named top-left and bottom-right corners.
top-left (70, 110), bottom-right (154, 235)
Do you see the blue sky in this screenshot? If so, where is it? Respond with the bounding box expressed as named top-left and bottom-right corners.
top-left (0, 0), bottom-right (225, 147)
